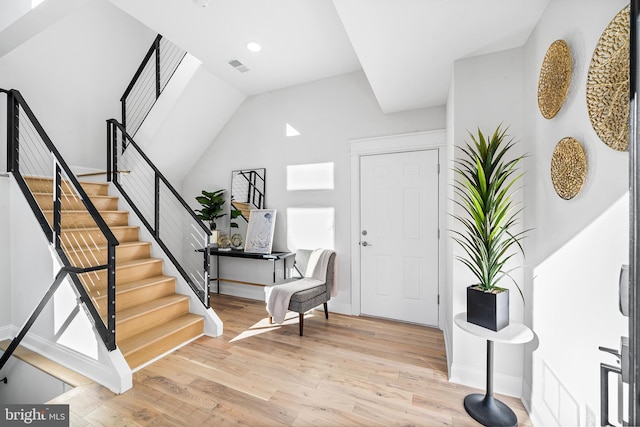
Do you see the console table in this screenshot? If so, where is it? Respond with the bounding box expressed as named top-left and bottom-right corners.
top-left (454, 312), bottom-right (534, 427)
top-left (206, 248), bottom-right (295, 294)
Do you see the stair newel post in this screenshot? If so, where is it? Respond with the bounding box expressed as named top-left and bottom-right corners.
top-left (6, 90), bottom-right (19, 173)
top-left (106, 121), bottom-right (112, 183)
top-left (111, 122), bottom-right (120, 186)
top-left (52, 162), bottom-right (62, 249)
top-left (121, 98), bottom-right (127, 134)
top-left (154, 173), bottom-right (160, 238)
top-left (107, 243), bottom-right (116, 351)
top-left (203, 235), bottom-right (210, 307)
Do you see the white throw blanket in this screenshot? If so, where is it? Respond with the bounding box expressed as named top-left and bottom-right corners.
top-left (265, 249), bottom-right (334, 324)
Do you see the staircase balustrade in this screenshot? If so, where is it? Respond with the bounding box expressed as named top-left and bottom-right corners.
top-left (1, 88), bottom-right (119, 357)
top-left (121, 34), bottom-right (186, 137)
top-left (107, 119), bottom-right (211, 308)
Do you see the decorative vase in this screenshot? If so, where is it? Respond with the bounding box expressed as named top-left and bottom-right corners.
top-left (210, 230), bottom-right (219, 248)
top-left (466, 285), bottom-right (509, 331)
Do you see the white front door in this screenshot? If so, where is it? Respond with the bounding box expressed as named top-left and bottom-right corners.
top-left (360, 149), bottom-right (439, 326)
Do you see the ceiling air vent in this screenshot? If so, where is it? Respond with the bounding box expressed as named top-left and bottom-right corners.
top-left (228, 59), bottom-right (250, 73)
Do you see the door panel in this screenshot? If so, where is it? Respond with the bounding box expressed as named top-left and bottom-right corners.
top-left (360, 149), bottom-right (439, 326)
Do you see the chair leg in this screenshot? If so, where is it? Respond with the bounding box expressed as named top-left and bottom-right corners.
top-left (324, 302), bottom-right (329, 319)
top-left (269, 316), bottom-right (273, 324)
top-left (299, 313), bottom-right (304, 336)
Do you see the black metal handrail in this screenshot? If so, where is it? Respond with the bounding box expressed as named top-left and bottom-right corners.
top-left (2, 88), bottom-right (119, 352)
top-left (107, 119), bottom-right (211, 307)
top-left (120, 34), bottom-right (186, 137)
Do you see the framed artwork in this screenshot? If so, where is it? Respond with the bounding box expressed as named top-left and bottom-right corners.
top-left (244, 209), bottom-right (277, 254)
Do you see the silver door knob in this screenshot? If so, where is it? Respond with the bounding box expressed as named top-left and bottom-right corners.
top-left (361, 241), bottom-right (373, 246)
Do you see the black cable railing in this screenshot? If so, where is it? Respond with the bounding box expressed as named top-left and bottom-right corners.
top-left (107, 119), bottom-right (211, 307)
top-left (2, 88), bottom-right (119, 356)
top-left (120, 34), bottom-right (186, 137)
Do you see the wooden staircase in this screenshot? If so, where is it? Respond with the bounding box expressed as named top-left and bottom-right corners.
top-left (26, 177), bottom-right (205, 370)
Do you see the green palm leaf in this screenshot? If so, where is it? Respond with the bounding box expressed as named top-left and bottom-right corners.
top-left (451, 125), bottom-right (529, 300)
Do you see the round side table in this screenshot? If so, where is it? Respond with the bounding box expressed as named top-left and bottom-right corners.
top-left (454, 312), bottom-right (534, 427)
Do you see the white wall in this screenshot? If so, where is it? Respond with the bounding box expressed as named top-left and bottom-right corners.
top-left (0, 0), bottom-right (155, 169)
top-left (448, 47), bottom-right (527, 396)
top-left (522, 1), bottom-right (628, 425)
top-left (139, 62), bottom-right (246, 185)
top-left (0, 357), bottom-right (72, 404)
top-left (0, 177), bottom-right (10, 328)
top-left (0, 0), bottom-right (31, 32)
top-left (447, 6), bottom-right (630, 424)
top-left (181, 70), bottom-right (446, 308)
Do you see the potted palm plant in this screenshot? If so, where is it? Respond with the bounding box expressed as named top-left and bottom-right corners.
top-left (452, 125), bottom-right (527, 331)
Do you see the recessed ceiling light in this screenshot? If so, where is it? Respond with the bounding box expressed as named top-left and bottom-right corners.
top-left (246, 42), bottom-right (262, 53)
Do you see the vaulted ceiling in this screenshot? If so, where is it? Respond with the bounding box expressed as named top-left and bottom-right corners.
top-left (115, 0), bottom-right (549, 113)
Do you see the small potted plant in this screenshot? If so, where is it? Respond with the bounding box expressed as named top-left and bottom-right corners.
top-left (452, 125), bottom-right (527, 331)
top-left (195, 189), bottom-right (227, 245)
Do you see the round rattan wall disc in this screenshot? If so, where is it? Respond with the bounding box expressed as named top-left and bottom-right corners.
top-left (586, 5), bottom-right (630, 151)
top-left (538, 40), bottom-right (572, 119)
top-left (551, 137), bottom-right (587, 200)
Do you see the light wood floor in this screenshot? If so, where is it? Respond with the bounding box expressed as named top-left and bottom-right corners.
top-left (50, 294), bottom-right (533, 426)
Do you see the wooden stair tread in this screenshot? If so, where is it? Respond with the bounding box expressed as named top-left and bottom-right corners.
top-left (43, 209), bottom-right (127, 215)
top-left (116, 294), bottom-right (190, 323)
top-left (64, 241), bottom-right (150, 252)
top-left (116, 257), bottom-right (163, 269)
top-left (116, 275), bottom-right (175, 291)
top-left (117, 314), bottom-right (203, 356)
top-left (24, 177), bottom-right (110, 196)
top-left (90, 275), bottom-right (175, 299)
top-left (32, 191), bottom-right (117, 199)
top-left (63, 225), bottom-right (138, 232)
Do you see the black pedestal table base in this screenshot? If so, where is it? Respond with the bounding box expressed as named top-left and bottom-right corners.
top-left (463, 393), bottom-right (517, 427)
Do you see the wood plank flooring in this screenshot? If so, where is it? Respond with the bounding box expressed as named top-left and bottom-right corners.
top-left (50, 294), bottom-right (533, 426)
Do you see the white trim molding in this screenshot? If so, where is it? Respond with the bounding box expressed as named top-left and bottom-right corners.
top-left (450, 362), bottom-right (523, 398)
top-left (1, 325), bottom-right (132, 394)
top-left (349, 130), bottom-right (447, 323)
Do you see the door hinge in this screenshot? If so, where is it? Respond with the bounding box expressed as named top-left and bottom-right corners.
top-left (438, 229), bottom-right (440, 239)
top-left (437, 163), bottom-right (440, 174)
top-left (437, 295), bottom-right (440, 305)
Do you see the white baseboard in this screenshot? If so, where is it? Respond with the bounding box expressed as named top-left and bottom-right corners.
top-left (215, 286), bottom-right (353, 319)
top-left (527, 392), bottom-right (556, 427)
top-left (521, 378), bottom-right (532, 413)
top-left (217, 283), bottom-right (265, 301)
top-left (0, 325), bottom-right (14, 341)
top-left (450, 362), bottom-right (523, 398)
top-left (327, 301), bottom-right (351, 316)
top-left (441, 321), bottom-right (453, 379)
top-left (2, 325), bottom-right (132, 394)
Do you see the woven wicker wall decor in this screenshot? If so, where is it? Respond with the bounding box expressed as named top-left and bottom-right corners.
top-left (538, 40), bottom-right (572, 119)
top-left (586, 5), bottom-right (630, 151)
top-left (551, 137), bottom-right (587, 200)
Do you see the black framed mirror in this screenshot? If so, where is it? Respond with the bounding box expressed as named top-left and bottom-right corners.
top-left (230, 168), bottom-right (266, 247)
